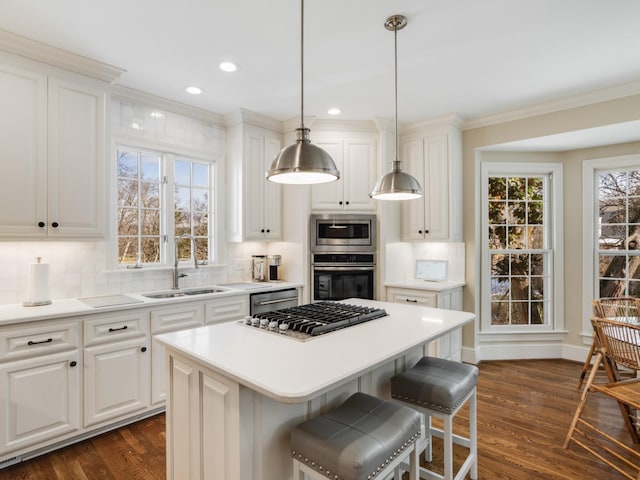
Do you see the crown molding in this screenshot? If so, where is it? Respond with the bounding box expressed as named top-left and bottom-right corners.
top-left (400, 113), bottom-right (465, 135)
top-left (224, 108), bottom-right (283, 132)
top-left (462, 81), bottom-right (640, 130)
top-left (310, 118), bottom-right (379, 133)
top-left (112, 85), bottom-right (225, 127)
top-left (0, 29), bottom-right (124, 83)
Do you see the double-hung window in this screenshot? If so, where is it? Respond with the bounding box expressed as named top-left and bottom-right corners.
top-left (116, 145), bottom-right (215, 267)
top-left (480, 162), bottom-right (563, 333)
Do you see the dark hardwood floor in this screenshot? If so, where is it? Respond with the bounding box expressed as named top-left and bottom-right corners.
top-left (1, 359), bottom-right (637, 479)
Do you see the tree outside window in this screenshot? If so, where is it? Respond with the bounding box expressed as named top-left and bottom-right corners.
top-left (597, 169), bottom-right (640, 297)
top-left (488, 176), bottom-right (549, 326)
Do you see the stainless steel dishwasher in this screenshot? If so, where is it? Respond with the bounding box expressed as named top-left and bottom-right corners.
top-left (250, 288), bottom-right (299, 315)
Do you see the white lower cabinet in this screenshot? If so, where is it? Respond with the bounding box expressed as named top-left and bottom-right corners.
top-left (386, 286), bottom-right (463, 361)
top-left (0, 318), bottom-right (81, 456)
top-left (82, 310), bottom-right (150, 427)
top-left (83, 338), bottom-right (150, 427)
top-left (150, 304), bottom-right (204, 405)
top-left (0, 349), bottom-right (81, 454)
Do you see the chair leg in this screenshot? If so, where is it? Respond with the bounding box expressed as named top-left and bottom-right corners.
top-left (577, 340), bottom-right (596, 390)
top-left (409, 442), bottom-right (419, 480)
top-left (424, 413), bottom-right (433, 462)
top-left (564, 352), bottom-right (602, 449)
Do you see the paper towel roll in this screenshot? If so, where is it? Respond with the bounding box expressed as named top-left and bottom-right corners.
top-left (25, 257), bottom-right (51, 306)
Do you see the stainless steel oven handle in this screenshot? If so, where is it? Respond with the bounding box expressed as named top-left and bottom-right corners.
top-left (312, 266), bottom-right (375, 271)
top-left (257, 297), bottom-right (298, 306)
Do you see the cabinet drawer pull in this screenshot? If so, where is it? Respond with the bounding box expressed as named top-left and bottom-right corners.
top-left (140, 346), bottom-right (147, 353)
top-left (405, 299), bottom-right (418, 303)
top-left (28, 338), bottom-right (53, 346)
top-left (69, 361), bottom-right (77, 367)
top-left (108, 325), bottom-right (128, 332)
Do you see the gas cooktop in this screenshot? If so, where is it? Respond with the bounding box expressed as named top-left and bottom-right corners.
top-left (241, 301), bottom-right (388, 341)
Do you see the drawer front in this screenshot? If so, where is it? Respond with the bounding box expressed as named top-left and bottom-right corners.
top-left (0, 320), bottom-right (80, 362)
top-left (389, 290), bottom-right (437, 308)
top-left (84, 311), bottom-right (149, 347)
top-left (205, 296), bottom-right (249, 325)
top-left (150, 304), bottom-right (204, 334)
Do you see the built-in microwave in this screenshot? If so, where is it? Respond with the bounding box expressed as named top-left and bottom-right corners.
top-left (310, 214), bottom-right (376, 252)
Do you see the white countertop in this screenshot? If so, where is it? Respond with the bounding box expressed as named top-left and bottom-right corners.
top-left (384, 279), bottom-right (465, 291)
top-left (154, 298), bottom-right (475, 403)
top-left (0, 281), bottom-right (302, 325)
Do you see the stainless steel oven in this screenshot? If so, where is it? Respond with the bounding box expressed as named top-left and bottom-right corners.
top-left (310, 213), bottom-right (377, 301)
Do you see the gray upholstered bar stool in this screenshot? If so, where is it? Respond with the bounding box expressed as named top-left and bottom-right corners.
top-left (290, 392), bottom-right (422, 480)
top-left (390, 356), bottom-right (478, 480)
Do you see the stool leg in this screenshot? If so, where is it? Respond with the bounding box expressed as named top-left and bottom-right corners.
top-left (443, 415), bottom-right (453, 480)
top-left (292, 458), bottom-right (305, 480)
top-left (424, 413), bottom-right (433, 463)
top-left (470, 388), bottom-right (478, 480)
top-left (409, 442), bottom-right (419, 480)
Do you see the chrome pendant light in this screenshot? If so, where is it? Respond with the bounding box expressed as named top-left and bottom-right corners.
top-left (370, 15), bottom-right (423, 201)
top-left (267, 0), bottom-right (339, 185)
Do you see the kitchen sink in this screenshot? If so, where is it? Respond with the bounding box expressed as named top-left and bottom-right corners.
top-left (142, 287), bottom-right (227, 299)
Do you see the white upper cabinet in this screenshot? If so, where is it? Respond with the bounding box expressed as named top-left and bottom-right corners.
top-left (400, 122), bottom-right (462, 241)
top-left (227, 114), bottom-right (283, 242)
top-left (311, 131), bottom-right (377, 212)
top-left (0, 57), bottom-right (108, 238)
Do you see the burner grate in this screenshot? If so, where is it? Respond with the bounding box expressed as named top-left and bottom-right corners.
top-left (246, 301), bottom-right (387, 338)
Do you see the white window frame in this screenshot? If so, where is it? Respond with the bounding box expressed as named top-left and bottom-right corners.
top-left (109, 138), bottom-right (220, 271)
top-left (582, 154), bottom-right (640, 342)
top-left (479, 162), bottom-right (564, 339)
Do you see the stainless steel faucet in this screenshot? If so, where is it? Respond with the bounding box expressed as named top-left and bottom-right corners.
top-left (173, 234), bottom-right (199, 289)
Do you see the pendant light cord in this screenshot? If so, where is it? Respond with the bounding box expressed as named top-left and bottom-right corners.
top-left (300, 0), bottom-right (305, 130)
top-left (393, 23), bottom-right (399, 168)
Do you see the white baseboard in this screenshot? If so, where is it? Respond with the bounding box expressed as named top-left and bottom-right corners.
top-left (465, 343), bottom-right (592, 363)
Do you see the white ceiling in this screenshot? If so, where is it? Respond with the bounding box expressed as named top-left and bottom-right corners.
top-left (1, 0), bottom-right (640, 130)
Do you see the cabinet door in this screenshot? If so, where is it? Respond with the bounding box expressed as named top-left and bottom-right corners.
top-left (244, 133), bottom-right (268, 240)
top-left (0, 350), bottom-right (80, 454)
top-left (423, 134), bottom-right (449, 240)
top-left (0, 64), bottom-right (47, 236)
top-left (47, 76), bottom-right (107, 237)
top-left (310, 140), bottom-right (344, 211)
top-left (262, 136), bottom-right (282, 239)
top-left (400, 139), bottom-right (426, 240)
top-left (84, 338), bottom-right (150, 427)
top-left (343, 139), bottom-right (376, 211)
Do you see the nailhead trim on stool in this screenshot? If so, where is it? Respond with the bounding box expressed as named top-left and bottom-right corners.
top-left (290, 392), bottom-right (421, 480)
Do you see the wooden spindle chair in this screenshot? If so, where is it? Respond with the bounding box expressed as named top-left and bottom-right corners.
top-left (564, 317), bottom-right (640, 480)
top-left (577, 297), bottom-right (640, 390)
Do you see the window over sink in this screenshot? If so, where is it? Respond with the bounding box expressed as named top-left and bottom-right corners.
top-left (116, 145), bottom-right (216, 268)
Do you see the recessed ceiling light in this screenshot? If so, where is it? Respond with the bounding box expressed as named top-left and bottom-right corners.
top-left (219, 61), bottom-right (238, 73)
top-left (186, 86), bottom-right (203, 95)
top-left (150, 111), bottom-right (164, 119)
top-left (328, 108), bottom-right (341, 116)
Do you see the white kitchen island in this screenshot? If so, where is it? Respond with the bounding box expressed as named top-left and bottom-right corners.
top-left (154, 299), bottom-right (475, 480)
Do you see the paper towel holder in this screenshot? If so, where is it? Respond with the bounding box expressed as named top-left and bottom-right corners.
top-left (22, 257), bottom-right (52, 307)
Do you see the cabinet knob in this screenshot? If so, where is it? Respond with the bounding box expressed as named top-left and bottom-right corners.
top-left (266, 229), bottom-right (270, 233)
top-left (345, 201), bottom-right (349, 205)
top-left (38, 221), bottom-right (45, 228)
top-left (69, 361), bottom-right (77, 367)
top-left (338, 201), bottom-right (343, 205)
top-left (261, 229), bottom-right (265, 233)
top-left (140, 346), bottom-right (147, 353)
top-left (51, 222), bottom-right (59, 228)
top-left (425, 229), bottom-right (429, 234)
top-left (418, 230), bottom-right (423, 234)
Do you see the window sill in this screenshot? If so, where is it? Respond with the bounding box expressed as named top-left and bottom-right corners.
top-left (478, 330), bottom-right (569, 343)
